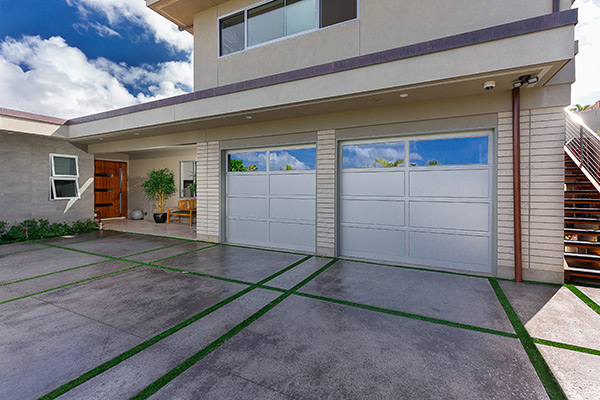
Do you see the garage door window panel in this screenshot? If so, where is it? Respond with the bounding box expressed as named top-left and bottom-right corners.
top-left (342, 141), bottom-right (404, 169)
top-left (228, 152), bottom-right (267, 172)
top-left (409, 136), bottom-right (488, 166)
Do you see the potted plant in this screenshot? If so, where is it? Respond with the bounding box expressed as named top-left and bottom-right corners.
top-left (141, 168), bottom-right (176, 223)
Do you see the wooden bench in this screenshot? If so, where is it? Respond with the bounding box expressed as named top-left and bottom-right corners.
top-left (167, 199), bottom-right (196, 226)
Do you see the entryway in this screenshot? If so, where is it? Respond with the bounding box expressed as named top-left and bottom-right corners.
top-left (94, 160), bottom-right (128, 219)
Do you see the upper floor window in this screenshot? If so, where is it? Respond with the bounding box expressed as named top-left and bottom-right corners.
top-left (220, 0), bottom-right (358, 56)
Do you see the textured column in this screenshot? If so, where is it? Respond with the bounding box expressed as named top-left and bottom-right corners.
top-left (316, 130), bottom-right (336, 256)
top-left (196, 141), bottom-right (221, 242)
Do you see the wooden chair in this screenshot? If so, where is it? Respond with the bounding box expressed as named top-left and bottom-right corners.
top-left (167, 199), bottom-right (196, 226)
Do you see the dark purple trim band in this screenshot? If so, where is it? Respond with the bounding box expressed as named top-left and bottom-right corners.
top-left (67, 9), bottom-right (577, 125)
top-left (0, 108), bottom-right (67, 125)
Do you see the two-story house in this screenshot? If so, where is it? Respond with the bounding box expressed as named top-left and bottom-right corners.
top-left (0, 0), bottom-right (578, 283)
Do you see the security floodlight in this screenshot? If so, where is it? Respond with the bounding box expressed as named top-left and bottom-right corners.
top-left (527, 76), bottom-right (539, 85)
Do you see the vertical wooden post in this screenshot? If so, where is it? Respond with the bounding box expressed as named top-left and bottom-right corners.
top-left (513, 87), bottom-right (523, 283)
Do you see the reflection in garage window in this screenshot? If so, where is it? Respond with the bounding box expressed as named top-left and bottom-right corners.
top-left (228, 152), bottom-right (267, 172)
top-left (342, 141), bottom-right (405, 169)
top-left (270, 148), bottom-right (316, 171)
top-left (409, 136), bottom-right (488, 166)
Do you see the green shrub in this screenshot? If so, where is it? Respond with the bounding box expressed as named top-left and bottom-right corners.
top-left (0, 218), bottom-right (98, 244)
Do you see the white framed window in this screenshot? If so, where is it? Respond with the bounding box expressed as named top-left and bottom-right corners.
top-left (49, 154), bottom-right (80, 200)
top-left (219, 0), bottom-right (358, 56)
top-left (180, 161), bottom-right (197, 198)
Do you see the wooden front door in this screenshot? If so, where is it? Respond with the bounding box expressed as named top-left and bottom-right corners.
top-left (94, 160), bottom-right (128, 219)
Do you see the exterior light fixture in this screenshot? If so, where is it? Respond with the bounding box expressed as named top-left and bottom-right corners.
top-left (527, 76), bottom-right (539, 85)
top-left (399, 93), bottom-right (409, 98)
top-left (513, 74), bottom-right (539, 89)
top-left (246, 116), bottom-right (253, 119)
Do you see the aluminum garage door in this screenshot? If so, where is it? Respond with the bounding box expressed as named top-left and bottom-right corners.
top-left (226, 146), bottom-right (316, 252)
top-left (340, 132), bottom-right (493, 273)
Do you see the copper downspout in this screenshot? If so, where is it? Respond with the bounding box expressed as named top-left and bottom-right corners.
top-left (513, 87), bottom-right (523, 282)
top-left (553, 0), bottom-right (560, 13)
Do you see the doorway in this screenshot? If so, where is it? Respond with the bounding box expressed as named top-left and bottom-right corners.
top-left (94, 160), bottom-right (128, 219)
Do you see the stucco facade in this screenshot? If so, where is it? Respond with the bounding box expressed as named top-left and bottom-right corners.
top-left (0, 0), bottom-right (577, 282)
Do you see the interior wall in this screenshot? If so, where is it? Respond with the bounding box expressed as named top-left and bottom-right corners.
top-left (128, 148), bottom-right (196, 219)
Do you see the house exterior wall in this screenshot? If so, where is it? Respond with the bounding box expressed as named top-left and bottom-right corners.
top-left (194, 0), bottom-right (557, 90)
top-left (0, 132), bottom-right (94, 224)
top-left (127, 148), bottom-right (197, 220)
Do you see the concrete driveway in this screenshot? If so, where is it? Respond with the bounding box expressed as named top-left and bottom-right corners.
top-left (1, 231), bottom-right (599, 399)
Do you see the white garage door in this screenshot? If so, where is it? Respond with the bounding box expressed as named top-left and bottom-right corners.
top-left (226, 146), bottom-right (316, 252)
top-left (340, 132), bottom-right (493, 273)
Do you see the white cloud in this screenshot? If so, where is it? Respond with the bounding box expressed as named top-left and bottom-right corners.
top-left (0, 35), bottom-right (192, 119)
top-left (572, 0), bottom-right (600, 106)
top-left (66, 0), bottom-right (193, 53)
top-left (269, 151), bottom-right (309, 170)
top-left (73, 21), bottom-right (121, 38)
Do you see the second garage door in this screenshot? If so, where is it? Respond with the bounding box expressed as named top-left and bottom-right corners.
top-left (339, 132), bottom-right (493, 274)
top-left (225, 146), bottom-right (316, 252)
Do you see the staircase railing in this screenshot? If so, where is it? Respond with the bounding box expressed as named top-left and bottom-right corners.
top-left (564, 109), bottom-right (600, 193)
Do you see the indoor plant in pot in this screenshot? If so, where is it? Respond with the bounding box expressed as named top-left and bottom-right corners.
top-left (141, 168), bottom-right (176, 223)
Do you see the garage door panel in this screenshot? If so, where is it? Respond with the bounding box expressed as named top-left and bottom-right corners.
top-left (270, 222), bottom-right (315, 251)
top-left (341, 199), bottom-right (404, 227)
top-left (341, 170), bottom-right (404, 197)
top-left (409, 169), bottom-right (489, 198)
top-left (340, 226), bottom-right (405, 260)
top-left (270, 198), bottom-right (315, 221)
top-left (227, 219), bottom-right (268, 245)
top-left (270, 174), bottom-right (315, 196)
top-left (409, 201), bottom-right (489, 232)
top-left (409, 231), bottom-right (490, 267)
top-left (227, 174), bottom-right (268, 195)
top-left (227, 197), bottom-right (268, 219)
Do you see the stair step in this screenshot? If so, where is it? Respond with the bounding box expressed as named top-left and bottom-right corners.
top-left (565, 174), bottom-right (587, 178)
top-left (564, 190), bottom-right (600, 195)
top-left (564, 228), bottom-right (600, 235)
top-left (564, 217), bottom-right (600, 224)
top-left (564, 198), bottom-right (600, 204)
top-left (564, 167), bottom-right (581, 171)
top-left (565, 182), bottom-right (594, 186)
top-left (564, 252), bottom-right (600, 261)
top-left (564, 240), bottom-right (600, 248)
top-left (566, 266), bottom-right (600, 280)
top-left (565, 207), bottom-right (600, 214)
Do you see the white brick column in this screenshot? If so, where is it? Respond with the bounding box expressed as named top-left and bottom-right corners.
top-left (316, 130), bottom-right (336, 256)
top-left (196, 141), bottom-right (221, 242)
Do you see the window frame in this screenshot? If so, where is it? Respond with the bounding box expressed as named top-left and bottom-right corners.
top-left (49, 153), bottom-right (80, 201)
top-left (218, 0), bottom-right (359, 57)
top-left (179, 160), bottom-right (197, 199)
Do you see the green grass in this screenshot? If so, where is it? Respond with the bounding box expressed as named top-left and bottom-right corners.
top-left (0, 260), bottom-right (108, 287)
top-left (565, 284), bottom-right (600, 316)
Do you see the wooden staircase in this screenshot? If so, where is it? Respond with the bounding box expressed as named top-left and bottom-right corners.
top-left (564, 153), bottom-right (600, 281)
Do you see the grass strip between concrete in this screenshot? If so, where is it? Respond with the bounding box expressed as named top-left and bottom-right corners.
top-left (0, 265), bottom-right (141, 305)
top-left (129, 258), bottom-right (338, 399)
top-left (122, 240), bottom-right (195, 258)
top-left (0, 260), bottom-right (109, 287)
top-left (533, 338), bottom-right (600, 357)
top-left (37, 256), bottom-right (314, 400)
top-left (565, 284), bottom-right (600, 316)
top-left (292, 291), bottom-right (518, 338)
top-left (149, 243), bottom-right (220, 263)
top-left (489, 278), bottom-right (567, 400)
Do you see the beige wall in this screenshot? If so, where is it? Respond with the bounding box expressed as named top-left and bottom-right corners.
top-left (194, 0), bottom-right (558, 90)
top-left (127, 148), bottom-right (197, 219)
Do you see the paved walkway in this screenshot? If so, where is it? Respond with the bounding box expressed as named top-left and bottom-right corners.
top-left (0, 231), bottom-right (599, 399)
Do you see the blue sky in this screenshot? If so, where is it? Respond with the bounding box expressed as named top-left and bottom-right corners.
top-left (0, 0), bottom-right (598, 119)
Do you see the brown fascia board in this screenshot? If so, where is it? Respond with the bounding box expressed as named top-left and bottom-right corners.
top-left (66, 9), bottom-right (578, 126)
top-left (0, 108), bottom-right (67, 125)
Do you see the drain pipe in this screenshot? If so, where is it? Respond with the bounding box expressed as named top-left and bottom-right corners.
top-left (512, 87), bottom-right (523, 283)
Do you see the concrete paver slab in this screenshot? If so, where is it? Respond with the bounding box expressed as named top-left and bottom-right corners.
top-left (181, 295), bottom-right (547, 399)
top-left (126, 242), bottom-right (213, 263)
top-left (57, 343), bottom-right (185, 400)
top-left (155, 245), bottom-right (304, 283)
top-left (0, 246), bottom-right (107, 284)
top-left (500, 282), bottom-right (600, 351)
top-left (38, 230), bottom-right (125, 245)
top-left (60, 289), bottom-right (281, 400)
top-left (0, 241), bottom-right (45, 255)
top-left (151, 367), bottom-right (290, 400)
top-left (35, 266), bottom-right (246, 338)
top-left (0, 298), bottom-right (141, 400)
top-left (537, 345), bottom-right (600, 400)
top-left (161, 289), bottom-right (281, 357)
top-left (265, 257), bottom-right (332, 290)
top-left (301, 260), bottom-right (514, 333)
top-left (63, 234), bottom-right (187, 257)
top-left (0, 260), bottom-right (132, 303)
top-left (576, 285), bottom-right (600, 307)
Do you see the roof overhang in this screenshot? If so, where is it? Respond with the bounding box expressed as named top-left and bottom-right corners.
top-left (146, 0), bottom-right (228, 33)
